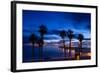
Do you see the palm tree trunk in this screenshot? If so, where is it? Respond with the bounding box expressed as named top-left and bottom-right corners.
top-left (39, 36), bottom-right (44, 61)
top-left (78, 41), bottom-right (82, 59)
top-left (78, 42), bottom-right (81, 59)
top-left (32, 43), bottom-right (35, 61)
top-left (68, 39), bottom-right (71, 58)
top-left (76, 42), bottom-right (80, 60)
top-left (63, 39), bottom-right (66, 59)
top-left (80, 41), bottom-right (82, 59)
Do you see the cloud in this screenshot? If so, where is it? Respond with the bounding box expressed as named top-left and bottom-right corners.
top-left (23, 10), bottom-right (91, 39)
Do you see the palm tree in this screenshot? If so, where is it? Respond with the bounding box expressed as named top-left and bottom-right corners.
top-left (29, 33), bottom-right (37, 61)
top-left (67, 29), bottom-right (74, 58)
top-left (77, 34), bottom-right (84, 59)
top-left (38, 24), bottom-right (47, 60)
top-left (59, 30), bottom-right (67, 58)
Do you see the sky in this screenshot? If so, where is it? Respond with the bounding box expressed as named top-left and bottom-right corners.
top-left (23, 10), bottom-right (91, 42)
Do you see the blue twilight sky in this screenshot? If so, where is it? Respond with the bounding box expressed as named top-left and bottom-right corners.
top-left (22, 10), bottom-right (91, 41)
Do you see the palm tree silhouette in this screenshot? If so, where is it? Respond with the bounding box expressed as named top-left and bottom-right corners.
top-left (67, 29), bottom-right (74, 58)
top-left (29, 33), bottom-right (37, 61)
top-left (59, 30), bottom-right (67, 59)
top-left (77, 34), bottom-right (84, 59)
top-left (38, 24), bottom-right (47, 60)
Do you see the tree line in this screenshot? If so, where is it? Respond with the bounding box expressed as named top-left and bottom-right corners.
top-left (29, 24), bottom-right (84, 61)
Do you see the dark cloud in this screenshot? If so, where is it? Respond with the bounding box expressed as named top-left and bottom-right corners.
top-left (23, 10), bottom-right (91, 38)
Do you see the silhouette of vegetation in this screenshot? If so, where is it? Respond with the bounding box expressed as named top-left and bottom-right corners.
top-left (59, 30), bottom-right (67, 58)
top-left (77, 33), bottom-right (84, 59)
top-left (28, 25), bottom-right (88, 61)
top-left (29, 33), bottom-right (38, 61)
top-left (38, 24), bottom-right (48, 60)
top-left (67, 29), bottom-right (74, 58)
